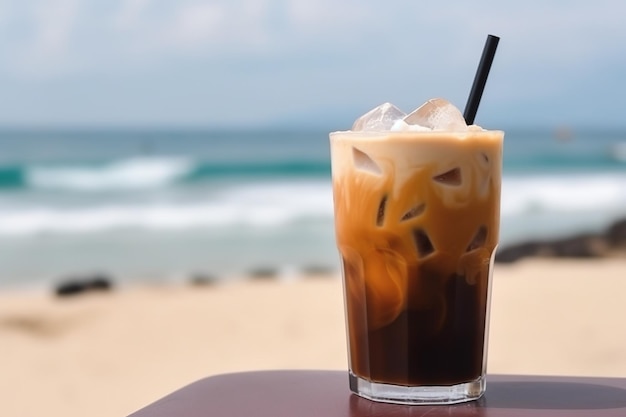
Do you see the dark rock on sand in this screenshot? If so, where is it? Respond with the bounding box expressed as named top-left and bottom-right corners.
top-left (495, 234), bottom-right (607, 264)
top-left (496, 217), bottom-right (626, 264)
top-left (495, 241), bottom-right (546, 263)
top-left (607, 219), bottom-right (626, 247)
top-left (189, 273), bottom-right (218, 286)
top-left (55, 279), bottom-right (88, 297)
top-left (86, 274), bottom-right (114, 291)
top-left (249, 267), bottom-right (278, 279)
top-left (301, 265), bottom-right (336, 276)
top-left (549, 234), bottom-right (609, 258)
top-left (54, 274), bottom-right (114, 297)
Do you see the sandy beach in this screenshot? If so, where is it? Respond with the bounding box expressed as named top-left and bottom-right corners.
top-left (1, 258), bottom-right (626, 417)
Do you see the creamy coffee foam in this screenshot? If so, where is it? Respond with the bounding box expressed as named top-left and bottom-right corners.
top-left (330, 130), bottom-right (501, 202)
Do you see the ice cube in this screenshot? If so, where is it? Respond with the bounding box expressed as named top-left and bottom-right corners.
top-left (376, 195), bottom-right (387, 226)
top-left (400, 203), bottom-right (426, 222)
top-left (403, 98), bottom-right (468, 131)
top-left (413, 228), bottom-right (435, 258)
top-left (352, 103), bottom-right (406, 131)
top-left (352, 147), bottom-right (382, 175)
top-left (466, 226), bottom-right (487, 252)
top-left (433, 167), bottom-right (462, 186)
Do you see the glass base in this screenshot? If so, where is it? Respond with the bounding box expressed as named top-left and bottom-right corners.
top-left (349, 372), bottom-right (485, 405)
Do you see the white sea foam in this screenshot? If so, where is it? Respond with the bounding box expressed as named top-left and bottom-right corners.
top-left (0, 174), bottom-right (624, 238)
top-left (0, 182), bottom-right (334, 236)
top-left (501, 173), bottom-right (626, 216)
top-left (25, 157), bottom-right (193, 191)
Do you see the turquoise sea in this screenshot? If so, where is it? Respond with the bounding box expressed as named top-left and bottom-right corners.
top-left (0, 128), bottom-right (625, 288)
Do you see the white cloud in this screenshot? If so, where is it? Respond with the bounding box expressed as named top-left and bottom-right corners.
top-left (4, 0), bottom-right (80, 77)
top-left (168, 3), bottom-right (226, 48)
top-left (161, 1), bottom-right (277, 52)
top-left (114, 0), bottom-right (152, 30)
top-left (286, 0), bottom-right (370, 30)
top-left (34, 0), bottom-right (79, 55)
top-left (107, 1), bottom-right (276, 58)
top-left (41, 3), bottom-right (77, 46)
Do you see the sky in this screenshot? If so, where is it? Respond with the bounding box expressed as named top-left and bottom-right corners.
top-left (0, 0), bottom-right (625, 129)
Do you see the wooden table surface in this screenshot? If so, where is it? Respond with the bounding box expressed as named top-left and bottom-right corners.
top-left (128, 370), bottom-right (626, 417)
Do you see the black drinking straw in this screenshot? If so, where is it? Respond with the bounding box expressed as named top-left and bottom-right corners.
top-left (463, 34), bottom-right (500, 125)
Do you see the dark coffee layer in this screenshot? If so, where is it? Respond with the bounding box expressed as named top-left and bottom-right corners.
top-left (345, 267), bottom-right (490, 386)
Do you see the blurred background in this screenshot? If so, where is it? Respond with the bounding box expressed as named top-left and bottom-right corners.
top-left (0, 0), bottom-right (625, 288)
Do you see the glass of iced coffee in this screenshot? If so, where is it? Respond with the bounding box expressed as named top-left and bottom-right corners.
top-left (330, 99), bottom-right (503, 405)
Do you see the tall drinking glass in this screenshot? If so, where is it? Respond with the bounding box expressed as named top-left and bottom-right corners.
top-left (330, 124), bottom-right (503, 404)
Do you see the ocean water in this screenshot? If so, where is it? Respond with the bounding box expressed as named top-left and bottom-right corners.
top-left (0, 128), bottom-right (625, 288)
